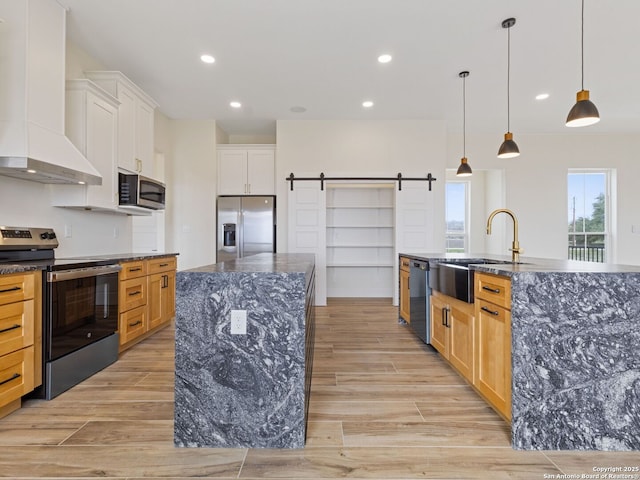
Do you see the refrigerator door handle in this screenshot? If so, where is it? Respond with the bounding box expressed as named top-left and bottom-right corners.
top-left (238, 210), bottom-right (244, 258)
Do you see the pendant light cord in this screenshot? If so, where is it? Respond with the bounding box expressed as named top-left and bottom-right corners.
top-left (507, 23), bottom-right (511, 132)
top-left (581, 0), bottom-right (585, 91)
top-left (462, 74), bottom-right (466, 158)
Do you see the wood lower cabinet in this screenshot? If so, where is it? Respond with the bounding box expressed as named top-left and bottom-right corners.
top-left (147, 257), bottom-right (176, 330)
top-left (118, 256), bottom-right (176, 351)
top-left (430, 291), bottom-right (474, 382)
top-left (474, 272), bottom-right (512, 420)
top-left (0, 272), bottom-right (38, 418)
top-left (399, 256), bottom-right (410, 322)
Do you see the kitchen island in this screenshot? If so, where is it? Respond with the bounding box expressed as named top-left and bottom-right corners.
top-left (402, 253), bottom-right (640, 451)
top-left (174, 253), bottom-right (315, 448)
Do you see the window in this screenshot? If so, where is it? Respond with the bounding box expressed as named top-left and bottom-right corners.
top-left (568, 171), bottom-right (609, 262)
top-left (445, 182), bottom-right (468, 252)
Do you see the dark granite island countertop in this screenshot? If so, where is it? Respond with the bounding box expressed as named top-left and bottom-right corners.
top-left (401, 253), bottom-right (640, 451)
top-left (174, 253), bottom-right (316, 449)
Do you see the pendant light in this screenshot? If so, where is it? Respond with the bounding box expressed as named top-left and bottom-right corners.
top-left (456, 71), bottom-right (472, 177)
top-left (566, 0), bottom-right (600, 127)
top-left (497, 18), bottom-right (520, 159)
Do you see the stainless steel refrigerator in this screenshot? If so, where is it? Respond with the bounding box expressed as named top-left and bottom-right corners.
top-left (216, 196), bottom-right (276, 262)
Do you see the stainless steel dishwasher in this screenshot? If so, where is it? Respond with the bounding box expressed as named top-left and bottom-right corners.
top-left (409, 260), bottom-right (430, 344)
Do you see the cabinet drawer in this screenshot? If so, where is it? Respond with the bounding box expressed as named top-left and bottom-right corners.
top-left (0, 273), bottom-right (35, 306)
top-left (400, 256), bottom-right (411, 272)
top-left (119, 261), bottom-right (147, 280)
top-left (119, 306), bottom-right (147, 344)
top-left (0, 300), bottom-right (34, 355)
top-left (119, 277), bottom-right (147, 312)
top-left (475, 272), bottom-right (511, 310)
top-left (0, 346), bottom-right (34, 406)
top-left (147, 256), bottom-right (177, 275)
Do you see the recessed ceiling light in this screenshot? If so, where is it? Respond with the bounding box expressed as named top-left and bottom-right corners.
top-left (362, 101), bottom-right (374, 108)
top-left (26, 169), bottom-right (36, 174)
top-left (377, 54), bottom-right (392, 63)
top-left (230, 101), bottom-right (242, 108)
top-left (78, 181), bottom-right (86, 185)
top-left (536, 93), bottom-right (550, 100)
top-left (290, 106), bottom-right (307, 113)
top-left (200, 54), bottom-right (215, 64)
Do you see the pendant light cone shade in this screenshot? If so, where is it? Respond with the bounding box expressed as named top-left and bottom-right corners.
top-left (498, 18), bottom-right (520, 158)
top-left (456, 71), bottom-right (472, 177)
top-left (566, 89), bottom-right (600, 127)
top-left (566, 0), bottom-right (600, 127)
top-left (498, 132), bottom-right (520, 158)
top-left (456, 157), bottom-right (472, 176)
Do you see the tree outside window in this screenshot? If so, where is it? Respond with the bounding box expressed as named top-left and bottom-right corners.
top-left (446, 182), bottom-right (468, 253)
top-left (568, 171), bottom-right (608, 262)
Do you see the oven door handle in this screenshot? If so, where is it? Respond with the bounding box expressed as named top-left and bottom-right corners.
top-left (46, 265), bottom-right (122, 282)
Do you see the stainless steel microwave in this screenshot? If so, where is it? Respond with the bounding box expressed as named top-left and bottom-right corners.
top-left (118, 173), bottom-right (166, 210)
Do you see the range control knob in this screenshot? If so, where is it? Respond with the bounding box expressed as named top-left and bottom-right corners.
top-left (40, 232), bottom-right (56, 240)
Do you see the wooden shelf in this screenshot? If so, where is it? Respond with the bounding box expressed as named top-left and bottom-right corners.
top-left (327, 244), bottom-right (394, 248)
top-left (325, 184), bottom-right (395, 297)
top-left (326, 224), bottom-right (394, 228)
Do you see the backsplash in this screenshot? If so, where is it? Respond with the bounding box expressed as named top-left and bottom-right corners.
top-left (0, 176), bottom-right (132, 257)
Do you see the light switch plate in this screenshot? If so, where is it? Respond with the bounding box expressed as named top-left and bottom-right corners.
top-left (230, 310), bottom-right (247, 335)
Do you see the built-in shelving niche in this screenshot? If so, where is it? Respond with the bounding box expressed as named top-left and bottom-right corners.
top-left (326, 183), bottom-right (395, 297)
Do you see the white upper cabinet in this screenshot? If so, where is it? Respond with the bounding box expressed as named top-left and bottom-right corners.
top-left (85, 71), bottom-right (158, 178)
top-left (51, 79), bottom-right (119, 210)
top-left (217, 145), bottom-right (275, 195)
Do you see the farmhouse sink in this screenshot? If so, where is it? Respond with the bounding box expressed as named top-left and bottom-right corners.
top-left (428, 259), bottom-right (510, 303)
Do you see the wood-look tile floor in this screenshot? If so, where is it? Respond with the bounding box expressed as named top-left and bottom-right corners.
top-left (0, 298), bottom-right (636, 479)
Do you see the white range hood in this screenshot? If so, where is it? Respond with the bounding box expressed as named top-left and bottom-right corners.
top-left (0, 0), bottom-right (101, 185)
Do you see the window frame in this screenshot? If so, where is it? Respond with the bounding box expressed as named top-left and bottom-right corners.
top-left (567, 169), bottom-right (611, 263)
top-left (445, 180), bottom-right (470, 253)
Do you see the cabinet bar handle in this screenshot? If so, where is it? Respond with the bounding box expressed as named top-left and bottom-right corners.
top-left (0, 324), bottom-right (21, 335)
top-left (129, 320), bottom-right (142, 327)
top-left (482, 286), bottom-right (501, 294)
top-left (0, 373), bottom-right (20, 386)
top-left (129, 267), bottom-right (142, 272)
top-left (0, 286), bottom-right (21, 294)
top-left (159, 263), bottom-right (169, 267)
top-left (481, 306), bottom-right (500, 316)
top-left (128, 290), bottom-right (142, 296)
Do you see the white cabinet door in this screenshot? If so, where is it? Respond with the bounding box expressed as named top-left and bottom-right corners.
top-left (116, 84), bottom-right (137, 173)
top-left (217, 150), bottom-right (248, 195)
top-left (84, 91), bottom-right (118, 208)
top-left (85, 71), bottom-right (158, 176)
top-left (217, 147), bottom-right (275, 195)
top-left (246, 149), bottom-right (275, 195)
top-left (135, 100), bottom-right (155, 177)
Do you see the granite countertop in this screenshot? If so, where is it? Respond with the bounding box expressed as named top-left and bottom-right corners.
top-left (184, 253), bottom-right (315, 275)
top-left (400, 252), bottom-right (640, 276)
top-left (0, 252), bottom-right (179, 275)
top-left (63, 252), bottom-right (179, 263)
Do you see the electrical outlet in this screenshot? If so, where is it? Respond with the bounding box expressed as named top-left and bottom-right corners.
top-left (64, 225), bottom-right (72, 238)
top-left (230, 310), bottom-right (247, 335)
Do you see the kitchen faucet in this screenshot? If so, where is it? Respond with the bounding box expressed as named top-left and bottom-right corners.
top-left (486, 208), bottom-right (522, 262)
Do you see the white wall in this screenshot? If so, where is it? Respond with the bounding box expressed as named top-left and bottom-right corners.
top-left (165, 120), bottom-right (217, 270)
top-left (447, 132), bottom-right (640, 264)
top-left (0, 176), bottom-right (132, 257)
top-left (276, 119), bottom-right (448, 253)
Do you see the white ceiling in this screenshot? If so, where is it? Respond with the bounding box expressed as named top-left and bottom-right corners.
top-left (59, 0), bottom-right (640, 137)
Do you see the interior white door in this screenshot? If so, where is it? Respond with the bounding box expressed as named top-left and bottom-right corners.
top-left (287, 182), bottom-right (327, 306)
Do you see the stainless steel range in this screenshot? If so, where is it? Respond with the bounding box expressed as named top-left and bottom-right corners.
top-left (0, 226), bottom-right (121, 399)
